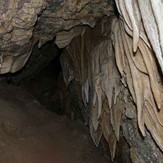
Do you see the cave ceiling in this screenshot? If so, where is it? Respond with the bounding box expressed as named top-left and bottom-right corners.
top-left (0, 0), bottom-right (113, 73)
top-left (0, 0), bottom-right (163, 162)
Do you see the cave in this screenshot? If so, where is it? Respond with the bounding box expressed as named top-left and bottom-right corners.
top-left (0, 0), bottom-right (163, 163)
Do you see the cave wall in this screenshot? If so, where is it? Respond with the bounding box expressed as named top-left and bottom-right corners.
top-left (0, 0), bottom-right (163, 162)
top-left (57, 1), bottom-right (163, 162)
top-left (59, 17), bottom-right (163, 162)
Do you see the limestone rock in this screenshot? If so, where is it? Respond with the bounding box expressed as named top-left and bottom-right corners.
top-left (0, 0), bottom-right (163, 162)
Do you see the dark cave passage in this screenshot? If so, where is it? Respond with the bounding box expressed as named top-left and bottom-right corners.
top-left (17, 45), bottom-right (86, 123)
top-left (0, 20), bottom-right (136, 163)
top-left (22, 53), bottom-right (64, 115)
top-left (0, 40), bottom-right (111, 163)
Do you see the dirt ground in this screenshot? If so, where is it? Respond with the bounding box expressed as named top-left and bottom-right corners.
top-left (0, 84), bottom-right (108, 163)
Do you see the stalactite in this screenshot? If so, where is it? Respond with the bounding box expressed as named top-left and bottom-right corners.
top-left (0, 0), bottom-right (163, 162)
top-left (59, 1), bottom-right (163, 159)
top-left (114, 0), bottom-right (163, 151)
top-left (60, 18), bottom-right (126, 160)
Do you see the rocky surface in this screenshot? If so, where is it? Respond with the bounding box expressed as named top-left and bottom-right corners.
top-left (59, 16), bottom-right (163, 162)
top-left (0, 0), bottom-right (113, 73)
top-left (0, 0), bottom-right (163, 162)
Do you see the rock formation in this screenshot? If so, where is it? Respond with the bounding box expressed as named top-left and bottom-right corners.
top-left (0, 0), bottom-right (163, 162)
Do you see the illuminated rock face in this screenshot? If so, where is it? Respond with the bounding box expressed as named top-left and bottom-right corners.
top-left (0, 0), bottom-right (47, 73)
top-left (60, 17), bottom-right (163, 162)
top-left (0, 0), bottom-right (163, 162)
top-left (0, 0), bottom-right (113, 73)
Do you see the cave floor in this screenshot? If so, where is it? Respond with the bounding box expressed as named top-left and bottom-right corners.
top-left (0, 84), bottom-right (107, 163)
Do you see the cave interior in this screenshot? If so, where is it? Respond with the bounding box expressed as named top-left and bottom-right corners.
top-left (0, 0), bottom-right (163, 163)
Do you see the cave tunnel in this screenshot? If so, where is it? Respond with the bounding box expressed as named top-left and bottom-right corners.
top-left (0, 0), bottom-right (163, 163)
